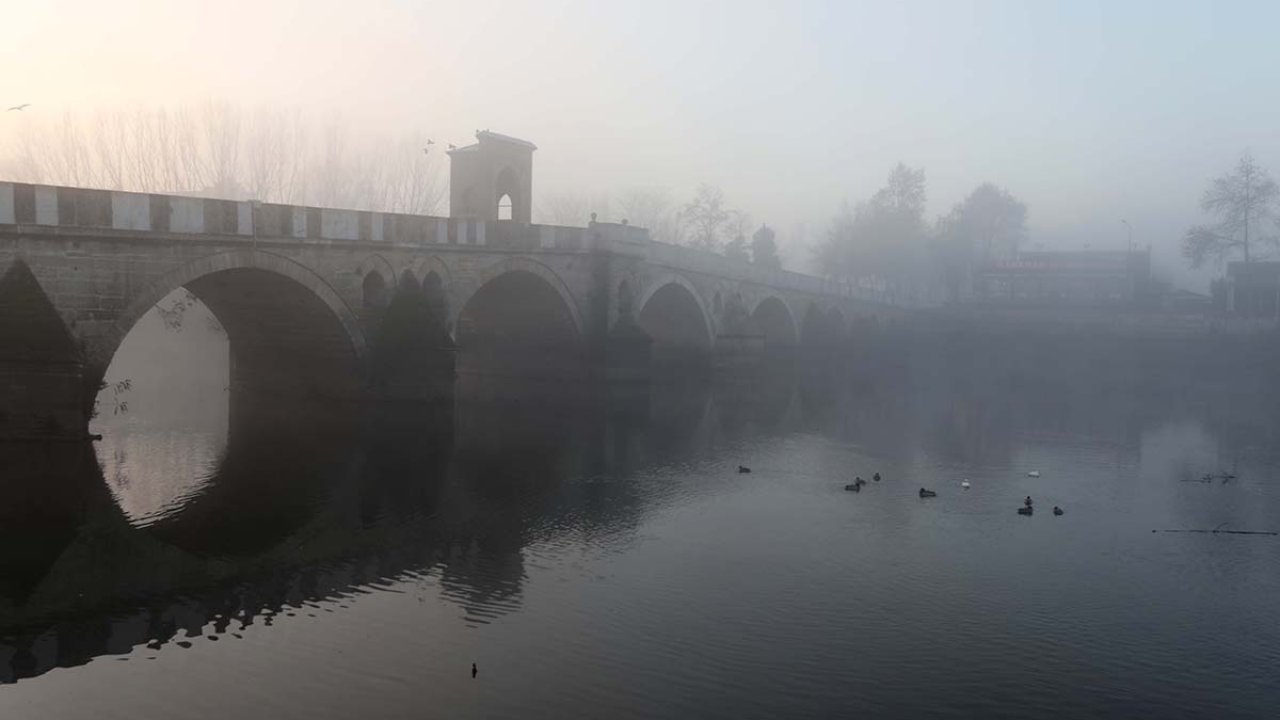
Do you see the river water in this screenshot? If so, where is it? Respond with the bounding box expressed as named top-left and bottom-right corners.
top-left (3, 328), bottom-right (1280, 718)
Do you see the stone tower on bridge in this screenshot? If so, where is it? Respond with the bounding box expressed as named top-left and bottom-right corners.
top-left (447, 131), bottom-right (536, 224)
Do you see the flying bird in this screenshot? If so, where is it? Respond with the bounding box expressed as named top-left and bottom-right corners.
top-left (7, 104), bottom-right (30, 112)
top-left (448, 143), bottom-right (456, 150)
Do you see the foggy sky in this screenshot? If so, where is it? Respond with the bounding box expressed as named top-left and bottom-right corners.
top-left (4, 0), bottom-right (1280, 287)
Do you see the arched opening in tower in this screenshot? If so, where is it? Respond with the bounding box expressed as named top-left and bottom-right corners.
top-left (456, 270), bottom-right (581, 376)
top-left (637, 283), bottom-right (712, 371)
top-left (494, 166), bottom-right (522, 223)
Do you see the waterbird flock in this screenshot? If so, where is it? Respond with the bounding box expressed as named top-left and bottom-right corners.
top-left (826, 468), bottom-right (1064, 517)
top-left (739, 464), bottom-right (1065, 516)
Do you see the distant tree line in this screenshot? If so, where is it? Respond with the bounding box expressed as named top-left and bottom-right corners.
top-left (812, 163), bottom-right (1027, 304)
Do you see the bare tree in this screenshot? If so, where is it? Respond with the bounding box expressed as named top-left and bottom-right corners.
top-left (0, 102), bottom-right (446, 214)
top-left (374, 132), bottom-right (446, 214)
top-left (1183, 152), bottom-right (1279, 267)
top-left (679, 184), bottom-right (731, 252)
top-left (244, 107), bottom-right (309, 204)
top-left (616, 187), bottom-right (680, 243)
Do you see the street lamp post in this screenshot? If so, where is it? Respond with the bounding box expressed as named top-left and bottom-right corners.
top-left (1121, 219), bottom-right (1132, 253)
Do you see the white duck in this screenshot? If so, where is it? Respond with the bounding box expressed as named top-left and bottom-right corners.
top-left (960, 480), bottom-right (971, 489)
top-left (1027, 471), bottom-right (1041, 478)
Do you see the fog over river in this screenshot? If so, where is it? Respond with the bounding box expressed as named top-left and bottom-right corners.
top-left (2, 306), bottom-right (1279, 720)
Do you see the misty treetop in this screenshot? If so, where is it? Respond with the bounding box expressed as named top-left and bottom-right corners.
top-left (816, 162), bottom-right (930, 287)
top-left (934, 183), bottom-right (1028, 301)
top-left (751, 225), bottom-right (782, 270)
top-left (1183, 153), bottom-right (1279, 268)
top-left (816, 164), bottom-right (1028, 303)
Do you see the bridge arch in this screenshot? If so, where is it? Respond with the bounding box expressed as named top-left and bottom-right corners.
top-left (356, 254), bottom-right (396, 291)
top-left (751, 296), bottom-right (798, 347)
top-left (826, 306), bottom-right (847, 340)
top-left (456, 257), bottom-right (582, 335)
top-left (410, 256), bottom-right (456, 330)
top-left (115, 250), bottom-right (365, 361)
top-left (410, 256), bottom-right (453, 293)
top-left (636, 273), bottom-right (714, 367)
top-left (106, 249), bottom-right (366, 398)
top-left (362, 270), bottom-right (389, 312)
top-left (799, 302), bottom-right (826, 349)
top-left (455, 257), bottom-right (584, 374)
top-left (798, 301), bottom-right (848, 351)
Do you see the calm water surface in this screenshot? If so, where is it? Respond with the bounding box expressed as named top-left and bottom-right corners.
top-left (3, 358), bottom-right (1280, 719)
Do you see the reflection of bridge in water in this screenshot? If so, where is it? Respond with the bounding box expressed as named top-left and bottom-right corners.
top-left (1, 130), bottom-right (910, 439)
top-left (0, 374), bottom-right (811, 684)
top-left (3, 337), bottom-right (1269, 684)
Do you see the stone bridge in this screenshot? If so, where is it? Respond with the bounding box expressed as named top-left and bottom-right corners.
top-left (0, 132), bottom-right (909, 437)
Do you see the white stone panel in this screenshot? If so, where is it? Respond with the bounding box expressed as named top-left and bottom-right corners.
top-left (540, 226), bottom-right (555, 249)
top-left (372, 214), bottom-right (384, 242)
top-left (322, 209), bottom-right (358, 240)
top-left (111, 192), bottom-right (151, 231)
top-left (435, 219), bottom-right (448, 244)
top-left (474, 221), bottom-right (486, 246)
top-left (237, 202), bottom-right (253, 235)
top-left (169, 198), bottom-right (205, 233)
top-left (292, 207), bottom-right (308, 238)
top-left (34, 187), bottom-right (58, 225)
top-left (0, 183), bottom-right (13, 224)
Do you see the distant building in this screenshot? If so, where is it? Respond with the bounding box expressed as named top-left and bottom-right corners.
top-left (1224, 262), bottom-right (1280, 318)
top-left (974, 250), bottom-right (1150, 306)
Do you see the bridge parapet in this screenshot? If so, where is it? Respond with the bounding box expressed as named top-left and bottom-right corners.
top-left (0, 182), bottom-right (608, 255)
top-left (1, 180), bottom-right (924, 316)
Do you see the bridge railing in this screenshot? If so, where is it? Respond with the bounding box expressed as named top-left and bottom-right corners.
top-left (0, 181), bottom-right (924, 308)
top-left (0, 182), bottom-right (612, 254)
